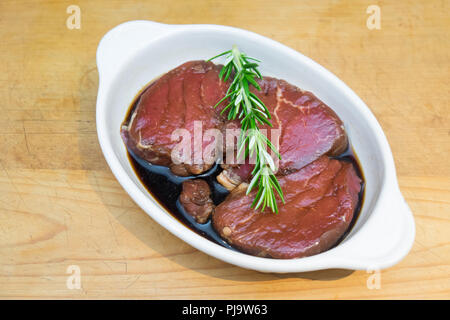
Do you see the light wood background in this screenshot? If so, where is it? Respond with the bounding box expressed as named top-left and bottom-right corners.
top-left (0, 0), bottom-right (448, 299)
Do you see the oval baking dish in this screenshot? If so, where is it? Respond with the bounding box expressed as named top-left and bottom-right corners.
top-left (96, 20), bottom-right (415, 273)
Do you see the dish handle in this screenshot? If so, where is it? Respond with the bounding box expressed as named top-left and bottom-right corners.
top-left (96, 20), bottom-right (175, 87)
top-left (333, 185), bottom-right (415, 270)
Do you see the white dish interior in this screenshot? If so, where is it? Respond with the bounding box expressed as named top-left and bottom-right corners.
top-left (96, 21), bottom-right (415, 273)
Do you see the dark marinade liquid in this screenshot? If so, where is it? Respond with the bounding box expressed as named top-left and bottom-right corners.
top-left (123, 86), bottom-right (366, 253)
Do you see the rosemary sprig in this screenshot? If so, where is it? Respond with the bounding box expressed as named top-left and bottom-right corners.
top-left (208, 46), bottom-right (285, 213)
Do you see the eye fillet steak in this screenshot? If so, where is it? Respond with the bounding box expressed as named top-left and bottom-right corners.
top-left (217, 77), bottom-right (347, 190)
top-left (121, 60), bottom-right (231, 176)
top-left (212, 156), bottom-right (362, 259)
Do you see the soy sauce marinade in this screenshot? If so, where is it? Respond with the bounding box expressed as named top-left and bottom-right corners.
top-left (123, 86), bottom-right (366, 252)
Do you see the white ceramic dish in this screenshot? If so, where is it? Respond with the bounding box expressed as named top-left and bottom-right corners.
top-left (96, 20), bottom-right (415, 273)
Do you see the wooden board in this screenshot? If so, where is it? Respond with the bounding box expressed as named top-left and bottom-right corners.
top-left (0, 0), bottom-right (448, 299)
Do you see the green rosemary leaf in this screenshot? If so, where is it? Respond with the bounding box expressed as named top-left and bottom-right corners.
top-left (243, 62), bottom-right (259, 69)
top-left (224, 64), bottom-right (233, 81)
top-left (245, 73), bottom-right (261, 90)
top-left (244, 56), bottom-right (261, 62)
top-left (207, 50), bottom-right (231, 62)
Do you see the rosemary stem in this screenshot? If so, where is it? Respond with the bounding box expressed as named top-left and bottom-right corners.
top-left (209, 46), bottom-right (285, 213)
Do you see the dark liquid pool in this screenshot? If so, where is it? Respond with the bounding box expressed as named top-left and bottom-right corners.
top-left (123, 85), bottom-right (366, 255)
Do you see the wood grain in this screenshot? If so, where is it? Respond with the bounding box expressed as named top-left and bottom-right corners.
top-left (0, 0), bottom-right (448, 299)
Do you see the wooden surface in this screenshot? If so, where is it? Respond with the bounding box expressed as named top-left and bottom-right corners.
top-left (0, 0), bottom-right (448, 299)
